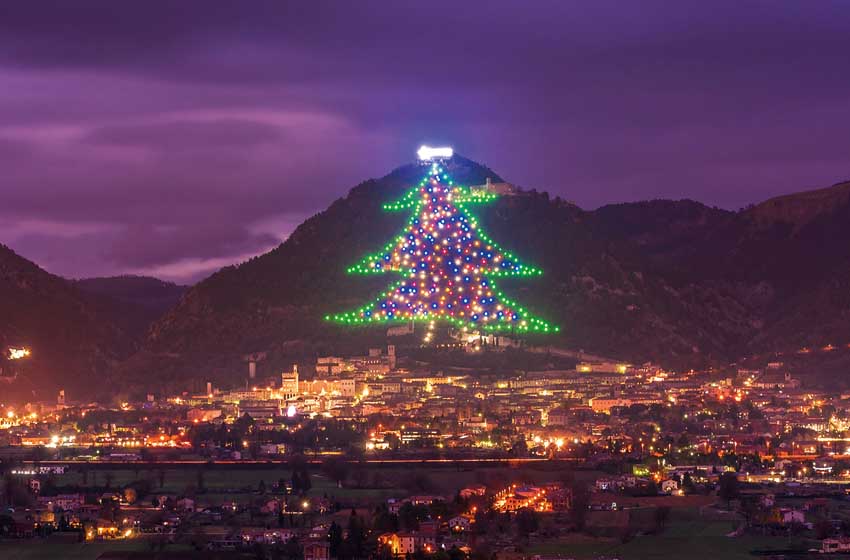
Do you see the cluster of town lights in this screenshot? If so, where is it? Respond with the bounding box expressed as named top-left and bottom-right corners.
top-left (328, 162), bottom-right (557, 334)
top-left (493, 484), bottom-right (551, 513)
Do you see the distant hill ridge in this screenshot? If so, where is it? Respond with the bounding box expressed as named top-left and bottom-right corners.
top-left (746, 179), bottom-right (850, 229)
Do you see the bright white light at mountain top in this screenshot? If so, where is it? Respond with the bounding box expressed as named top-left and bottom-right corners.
top-left (417, 145), bottom-right (453, 161)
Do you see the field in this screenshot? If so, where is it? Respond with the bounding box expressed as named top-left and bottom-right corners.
top-left (529, 515), bottom-right (816, 560)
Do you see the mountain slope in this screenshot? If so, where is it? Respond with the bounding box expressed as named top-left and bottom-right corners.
top-left (737, 181), bottom-right (850, 351)
top-left (0, 245), bottom-right (137, 401)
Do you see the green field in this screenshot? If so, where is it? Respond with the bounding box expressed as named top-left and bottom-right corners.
top-left (529, 518), bottom-right (815, 560)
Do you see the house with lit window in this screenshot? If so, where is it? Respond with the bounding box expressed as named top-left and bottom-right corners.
top-left (379, 531), bottom-right (436, 556)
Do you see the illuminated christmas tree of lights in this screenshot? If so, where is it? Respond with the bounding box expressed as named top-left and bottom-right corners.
top-left (327, 162), bottom-right (558, 334)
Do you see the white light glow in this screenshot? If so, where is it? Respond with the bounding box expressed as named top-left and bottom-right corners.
top-left (417, 145), bottom-right (453, 161)
top-left (8, 347), bottom-right (30, 360)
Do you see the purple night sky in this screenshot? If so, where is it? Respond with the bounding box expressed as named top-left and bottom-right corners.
top-left (2, 1), bottom-right (849, 282)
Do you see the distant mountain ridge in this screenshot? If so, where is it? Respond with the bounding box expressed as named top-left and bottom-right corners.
top-left (75, 276), bottom-right (186, 338)
top-left (746, 179), bottom-right (850, 229)
top-left (75, 275), bottom-right (186, 306)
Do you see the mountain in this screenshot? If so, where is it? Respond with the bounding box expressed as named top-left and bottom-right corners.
top-left (736, 181), bottom-right (850, 351)
top-left (0, 245), bottom-right (137, 402)
top-left (6, 158), bottom-right (850, 398)
top-left (118, 157), bottom-right (850, 393)
top-left (75, 276), bottom-right (187, 338)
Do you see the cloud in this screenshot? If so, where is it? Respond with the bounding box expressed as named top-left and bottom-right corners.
top-left (85, 119), bottom-right (282, 151)
top-left (4, 219), bottom-right (288, 283)
top-left (104, 223), bottom-right (280, 269)
top-left (125, 249), bottom-right (279, 284)
top-left (0, 101), bottom-right (395, 224)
